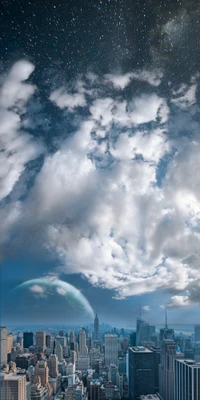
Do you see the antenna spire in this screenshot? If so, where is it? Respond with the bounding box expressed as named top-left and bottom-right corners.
top-left (165, 304), bottom-right (168, 329)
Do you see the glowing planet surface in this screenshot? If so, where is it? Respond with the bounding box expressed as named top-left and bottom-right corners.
top-left (13, 278), bottom-right (94, 324)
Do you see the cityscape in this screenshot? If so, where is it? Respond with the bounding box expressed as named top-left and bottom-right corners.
top-left (1, 314), bottom-right (200, 400)
top-left (1, 0), bottom-right (200, 399)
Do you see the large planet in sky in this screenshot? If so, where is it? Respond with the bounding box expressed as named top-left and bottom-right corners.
top-left (12, 278), bottom-right (94, 325)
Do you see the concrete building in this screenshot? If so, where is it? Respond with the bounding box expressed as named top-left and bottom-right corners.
top-left (35, 332), bottom-right (46, 352)
top-left (136, 319), bottom-right (150, 346)
top-left (30, 381), bottom-right (49, 400)
top-left (0, 327), bottom-right (8, 368)
top-left (55, 341), bottom-right (63, 362)
top-left (48, 354), bottom-right (58, 378)
top-left (108, 364), bottom-right (118, 385)
top-left (46, 334), bottom-right (51, 349)
top-left (66, 362), bottom-right (75, 375)
top-left (56, 336), bottom-right (67, 348)
top-left (15, 353), bottom-right (37, 369)
top-left (0, 372), bottom-right (26, 400)
top-left (34, 360), bottom-right (49, 386)
top-left (129, 346), bottom-right (154, 400)
top-left (94, 314), bottom-right (100, 341)
top-left (105, 335), bottom-right (118, 366)
top-left (174, 359), bottom-right (200, 400)
top-left (194, 325), bottom-right (200, 343)
top-left (7, 334), bottom-right (13, 355)
top-left (79, 329), bottom-right (88, 356)
top-left (76, 355), bottom-right (90, 373)
top-left (23, 332), bottom-right (33, 349)
top-left (159, 340), bottom-right (184, 400)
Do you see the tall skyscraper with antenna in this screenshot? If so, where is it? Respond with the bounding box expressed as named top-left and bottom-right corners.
top-left (159, 305), bottom-right (174, 343)
top-left (94, 313), bottom-right (99, 341)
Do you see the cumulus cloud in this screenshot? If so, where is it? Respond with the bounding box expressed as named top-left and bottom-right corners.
top-left (56, 287), bottom-right (66, 295)
top-left (29, 285), bottom-right (45, 294)
top-left (0, 60), bottom-right (44, 202)
top-left (142, 305), bottom-right (151, 312)
top-left (2, 60), bottom-right (200, 306)
top-left (105, 69), bottom-right (163, 89)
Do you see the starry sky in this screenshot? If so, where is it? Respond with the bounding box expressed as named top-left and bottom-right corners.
top-left (1, 0), bottom-right (200, 327)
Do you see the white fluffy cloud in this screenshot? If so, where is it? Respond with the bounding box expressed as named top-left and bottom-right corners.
top-left (2, 62), bottom-right (200, 306)
top-left (0, 60), bottom-right (44, 202)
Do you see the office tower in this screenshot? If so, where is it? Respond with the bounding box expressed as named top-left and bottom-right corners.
top-left (0, 327), bottom-right (8, 368)
top-left (159, 308), bottom-right (174, 344)
top-left (59, 330), bottom-right (64, 337)
top-left (150, 347), bottom-right (161, 393)
top-left (117, 357), bottom-right (126, 374)
top-left (0, 372), bottom-right (26, 400)
top-left (56, 336), bottom-right (67, 348)
top-left (7, 334), bottom-right (13, 354)
top-left (105, 334), bottom-right (118, 365)
top-left (45, 333), bottom-right (51, 348)
top-left (94, 313), bottom-right (99, 341)
top-left (35, 332), bottom-right (46, 352)
top-left (129, 346), bottom-right (154, 400)
top-left (69, 331), bottom-right (75, 343)
top-left (130, 332), bottom-right (136, 347)
top-left (76, 355), bottom-right (90, 373)
top-left (55, 341), bottom-right (63, 362)
top-left (108, 364), bottom-right (118, 385)
top-left (136, 318), bottom-right (150, 345)
top-left (31, 381), bottom-right (49, 400)
top-left (194, 325), bottom-right (200, 343)
top-left (34, 360), bottom-right (49, 386)
top-left (123, 337), bottom-right (129, 353)
top-left (15, 353), bottom-right (37, 369)
top-left (23, 332), bottom-right (33, 349)
top-left (174, 359), bottom-right (200, 400)
top-left (48, 354), bottom-right (58, 378)
top-left (66, 362), bottom-right (75, 375)
top-left (149, 326), bottom-right (156, 336)
top-left (159, 340), bottom-right (184, 400)
top-left (79, 329), bottom-right (88, 356)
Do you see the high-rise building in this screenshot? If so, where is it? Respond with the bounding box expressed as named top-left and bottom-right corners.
top-left (46, 334), bottom-right (51, 348)
top-left (129, 346), bottom-right (154, 400)
top-left (76, 355), bottom-right (90, 373)
top-left (30, 381), bottom-right (49, 400)
top-left (15, 353), bottom-right (37, 369)
top-left (55, 341), bottom-right (63, 362)
top-left (136, 318), bottom-right (150, 345)
top-left (23, 332), bottom-right (33, 349)
top-left (7, 334), bottom-right (13, 354)
top-left (56, 336), bottom-right (67, 348)
top-left (159, 340), bottom-right (184, 400)
top-left (35, 332), bottom-right (46, 352)
top-left (194, 325), bottom-right (200, 343)
top-left (34, 360), bottom-right (49, 387)
top-left (0, 372), bottom-right (26, 400)
top-left (59, 330), bottom-right (64, 337)
top-left (94, 314), bottom-right (99, 341)
top-left (130, 332), bottom-right (136, 347)
top-left (105, 334), bottom-right (118, 366)
top-left (108, 364), bottom-right (118, 385)
top-left (174, 359), bottom-right (200, 400)
top-left (79, 329), bottom-right (88, 356)
top-left (150, 347), bottom-right (161, 393)
top-left (0, 327), bottom-right (8, 368)
top-left (69, 331), bottom-right (75, 343)
top-left (48, 354), bottom-right (58, 378)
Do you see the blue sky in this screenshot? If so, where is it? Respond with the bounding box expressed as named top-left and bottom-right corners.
top-left (1, 0), bottom-right (200, 326)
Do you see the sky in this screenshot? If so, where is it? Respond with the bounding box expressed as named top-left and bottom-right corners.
top-left (1, 0), bottom-right (200, 327)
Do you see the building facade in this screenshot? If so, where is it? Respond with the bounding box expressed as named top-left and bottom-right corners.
top-left (129, 346), bottom-right (154, 400)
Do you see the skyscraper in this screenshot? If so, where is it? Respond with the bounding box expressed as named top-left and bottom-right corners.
top-left (94, 313), bottom-right (99, 341)
top-left (79, 329), bottom-right (88, 356)
top-left (136, 318), bottom-right (150, 345)
top-left (174, 359), bottom-right (200, 400)
top-left (48, 354), bottom-right (58, 378)
top-left (105, 334), bottom-right (118, 365)
top-left (23, 332), bottom-right (33, 349)
top-left (159, 340), bottom-right (184, 400)
top-left (34, 361), bottom-right (49, 387)
top-left (55, 341), bottom-right (63, 362)
top-left (36, 332), bottom-right (46, 352)
top-left (7, 333), bottom-right (13, 354)
top-left (129, 346), bottom-right (154, 400)
top-left (0, 327), bottom-right (8, 368)
top-left (194, 325), bottom-right (200, 343)
top-left (0, 372), bottom-right (26, 400)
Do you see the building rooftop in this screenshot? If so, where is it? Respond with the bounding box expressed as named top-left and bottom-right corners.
top-left (140, 395), bottom-right (160, 399)
top-left (130, 346), bottom-right (152, 353)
